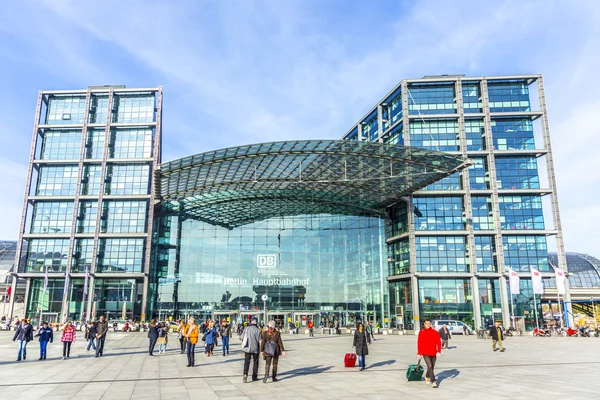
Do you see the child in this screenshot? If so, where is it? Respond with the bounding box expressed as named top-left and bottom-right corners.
top-left (36, 321), bottom-right (54, 360)
top-left (61, 321), bottom-right (76, 360)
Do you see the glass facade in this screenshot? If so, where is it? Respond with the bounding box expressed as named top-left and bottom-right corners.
top-left (418, 279), bottom-right (473, 322)
top-left (416, 237), bottom-right (468, 273)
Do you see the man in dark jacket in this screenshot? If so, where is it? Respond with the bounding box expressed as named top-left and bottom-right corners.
top-left (241, 317), bottom-right (262, 383)
top-left (438, 324), bottom-right (451, 349)
top-left (85, 321), bottom-right (97, 351)
top-left (35, 321), bottom-right (54, 360)
top-left (489, 321), bottom-right (505, 352)
top-left (12, 318), bottom-right (34, 361)
top-left (94, 316), bottom-right (109, 357)
top-left (417, 319), bottom-right (442, 388)
top-left (260, 320), bottom-right (286, 383)
top-left (147, 319), bottom-right (159, 356)
top-left (219, 320), bottom-right (232, 356)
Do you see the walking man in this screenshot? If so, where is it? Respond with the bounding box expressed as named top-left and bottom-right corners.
top-left (220, 320), bottom-right (231, 356)
top-left (260, 320), bottom-right (286, 383)
top-left (489, 321), bottom-right (505, 352)
top-left (438, 324), bottom-right (451, 349)
top-left (184, 317), bottom-right (199, 367)
top-left (242, 317), bottom-right (262, 383)
top-left (35, 321), bottom-right (53, 360)
top-left (366, 321), bottom-right (375, 341)
top-left (85, 321), bottom-right (97, 351)
top-left (308, 319), bottom-right (314, 337)
top-left (147, 319), bottom-right (159, 356)
top-left (417, 319), bottom-right (442, 388)
top-left (94, 315), bottom-right (108, 357)
top-left (12, 318), bottom-right (33, 361)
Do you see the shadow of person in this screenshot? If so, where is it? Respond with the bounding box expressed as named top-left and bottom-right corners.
top-left (368, 359), bottom-right (396, 368)
top-left (277, 365), bottom-right (333, 380)
top-left (436, 368), bottom-right (460, 386)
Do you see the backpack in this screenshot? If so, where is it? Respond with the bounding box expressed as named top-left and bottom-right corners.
top-left (158, 328), bottom-right (166, 338)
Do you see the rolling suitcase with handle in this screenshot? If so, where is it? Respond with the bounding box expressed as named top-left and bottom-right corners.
top-left (344, 352), bottom-right (357, 368)
top-left (406, 358), bottom-right (424, 381)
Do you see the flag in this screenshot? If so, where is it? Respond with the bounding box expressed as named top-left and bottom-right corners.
top-left (554, 267), bottom-right (566, 295)
top-left (530, 267), bottom-right (544, 294)
top-left (83, 269), bottom-right (89, 296)
top-left (63, 273), bottom-right (70, 296)
top-left (508, 268), bottom-right (520, 295)
top-left (43, 267), bottom-right (49, 295)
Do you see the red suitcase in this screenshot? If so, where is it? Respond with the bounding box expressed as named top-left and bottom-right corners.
top-left (344, 353), bottom-right (357, 368)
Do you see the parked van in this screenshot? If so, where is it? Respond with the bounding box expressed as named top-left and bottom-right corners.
top-left (432, 320), bottom-right (472, 335)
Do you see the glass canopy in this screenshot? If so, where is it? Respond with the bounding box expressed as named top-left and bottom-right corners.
top-left (157, 140), bottom-right (468, 228)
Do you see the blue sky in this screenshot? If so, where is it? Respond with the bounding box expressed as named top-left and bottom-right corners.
top-left (0, 0), bottom-right (599, 255)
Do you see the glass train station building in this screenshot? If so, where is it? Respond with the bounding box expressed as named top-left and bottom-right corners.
top-left (8, 74), bottom-right (570, 331)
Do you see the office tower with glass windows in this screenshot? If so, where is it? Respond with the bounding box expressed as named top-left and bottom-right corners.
top-left (10, 85), bottom-right (162, 324)
top-left (342, 74), bottom-right (570, 330)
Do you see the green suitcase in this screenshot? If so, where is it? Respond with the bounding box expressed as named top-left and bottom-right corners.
top-left (406, 359), bottom-right (424, 381)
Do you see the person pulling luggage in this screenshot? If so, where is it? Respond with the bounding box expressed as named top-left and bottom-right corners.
top-left (417, 319), bottom-right (442, 388)
top-left (352, 322), bottom-right (371, 371)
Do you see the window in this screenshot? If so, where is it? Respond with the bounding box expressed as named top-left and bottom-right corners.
top-left (499, 195), bottom-right (544, 230)
top-left (80, 164), bottom-right (103, 195)
top-left (39, 130), bottom-right (81, 160)
top-left (488, 82), bottom-right (530, 112)
top-left (468, 157), bottom-right (489, 190)
top-left (502, 235), bottom-right (549, 272)
top-left (409, 120), bottom-right (459, 151)
top-left (388, 239), bottom-right (410, 275)
top-left (44, 95), bottom-right (86, 125)
top-left (112, 93), bottom-right (155, 123)
top-left (462, 84), bottom-right (482, 113)
top-left (465, 119), bottom-right (485, 151)
top-left (35, 165), bottom-right (79, 196)
top-left (72, 239), bottom-right (94, 272)
top-left (416, 237), bottom-right (468, 272)
top-left (25, 239), bottom-right (69, 272)
top-left (408, 84), bottom-right (455, 115)
top-left (89, 94), bottom-right (109, 124)
top-left (475, 236), bottom-right (496, 272)
top-left (414, 197), bottom-right (464, 231)
top-left (85, 129), bottom-right (105, 159)
top-left (384, 87), bottom-right (403, 127)
top-left (30, 202), bottom-right (74, 234)
top-left (101, 201), bottom-right (148, 233)
top-left (422, 173), bottom-right (461, 191)
top-left (105, 164), bottom-right (151, 195)
top-left (382, 124), bottom-right (404, 145)
top-left (97, 238), bottom-right (145, 273)
top-left (361, 111), bottom-right (378, 141)
top-left (495, 157), bottom-right (540, 189)
top-left (471, 196), bottom-right (494, 230)
top-left (76, 201), bottom-right (98, 233)
top-left (491, 118), bottom-right (535, 150)
top-left (109, 128), bottom-right (153, 159)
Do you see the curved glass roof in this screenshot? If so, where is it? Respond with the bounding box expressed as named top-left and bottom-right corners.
top-left (545, 252), bottom-right (600, 288)
top-left (157, 140), bottom-right (468, 228)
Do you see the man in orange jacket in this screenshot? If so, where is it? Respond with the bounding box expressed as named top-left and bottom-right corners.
top-left (417, 319), bottom-right (442, 388)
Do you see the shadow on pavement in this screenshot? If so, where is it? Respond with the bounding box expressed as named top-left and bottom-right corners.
top-left (277, 365), bottom-right (333, 380)
top-left (436, 368), bottom-right (460, 386)
top-left (368, 359), bottom-right (396, 368)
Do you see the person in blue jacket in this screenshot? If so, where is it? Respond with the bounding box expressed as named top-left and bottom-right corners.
top-left (35, 321), bottom-right (54, 360)
top-left (204, 321), bottom-right (219, 356)
top-left (12, 318), bottom-right (34, 361)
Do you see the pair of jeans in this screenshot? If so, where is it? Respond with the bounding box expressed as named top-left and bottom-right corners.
top-left (148, 337), bottom-right (158, 355)
top-left (264, 355), bottom-right (279, 379)
top-left (17, 340), bottom-right (27, 360)
top-left (95, 337), bottom-right (105, 356)
top-left (158, 343), bottom-right (166, 353)
top-left (423, 355), bottom-right (437, 383)
top-left (205, 343), bottom-right (214, 354)
top-left (358, 354), bottom-right (366, 369)
top-left (87, 338), bottom-right (96, 351)
top-left (39, 340), bottom-right (49, 358)
top-left (63, 341), bottom-right (72, 357)
top-left (179, 337), bottom-right (185, 352)
top-left (186, 343), bottom-right (196, 365)
top-left (222, 336), bottom-right (230, 355)
top-left (243, 352), bottom-right (259, 380)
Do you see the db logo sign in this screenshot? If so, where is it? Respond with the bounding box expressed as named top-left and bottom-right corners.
top-left (257, 254), bottom-right (277, 268)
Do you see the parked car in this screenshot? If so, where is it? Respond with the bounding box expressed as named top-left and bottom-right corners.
top-left (0, 321), bottom-right (7, 331)
top-left (432, 319), bottom-right (473, 335)
top-left (111, 320), bottom-right (138, 332)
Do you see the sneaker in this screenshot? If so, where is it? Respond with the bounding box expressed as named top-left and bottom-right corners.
top-left (493, 349), bottom-right (498, 352)
top-left (432, 383), bottom-right (438, 388)
top-left (425, 378), bottom-right (430, 384)
top-left (62, 357), bottom-right (65, 360)
top-left (272, 378), bottom-right (278, 382)
top-left (500, 349), bottom-right (505, 352)
top-left (263, 376), bottom-right (268, 383)
top-left (243, 375), bottom-right (248, 383)
top-left (38, 357), bottom-right (43, 361)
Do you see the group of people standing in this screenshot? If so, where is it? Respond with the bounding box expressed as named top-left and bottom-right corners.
top-left (11, 316), bottom-right (109, 361)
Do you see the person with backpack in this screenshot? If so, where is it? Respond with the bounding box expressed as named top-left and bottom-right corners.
top-left (157, 322), bottom-right (168, 354)
top-left (61, 321), bottom-right (76, 359)
top-left (85, 321), bottom-right (97, 351)
top-left (353, 322), bottom-right (371, 371)
top-left (35, 321), bottom-right (53, 360)
top-left (12, 318), bottom-right (33, 361)
top-left (204, 321), bottom-right (218, 356)
top-left (260, 320), bottom-right (286, 383)
top-left (417, 319), bottom-right (442, 388)
top-left (184, 317), bottom-right (199, 367)
top-left (219, 320), bottom-right (231, 356)
top-left (147, 319), bottom-right (159, 356)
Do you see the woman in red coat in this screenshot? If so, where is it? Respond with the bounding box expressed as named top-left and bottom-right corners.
top-left (417, 319), bottom-right (442, 388)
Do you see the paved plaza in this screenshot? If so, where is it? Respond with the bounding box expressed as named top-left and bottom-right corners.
top-left (0, 330), bottom-right (598, 399)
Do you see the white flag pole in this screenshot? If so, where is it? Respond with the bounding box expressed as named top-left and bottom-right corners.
top-left (509, 280), bottom-right (515, 329)
top-left (549, 260), bottom-right (566, 329)
top-left (532, 291), bottom-right (540, 330)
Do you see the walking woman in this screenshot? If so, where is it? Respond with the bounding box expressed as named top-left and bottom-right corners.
top-left (184, 317), bottom-right (199, 367)
top-left (260, 320), bottom-right (286, 383)
top-left (177, 319), bottom-right (187, 354)
top-left (148, 319), bottom-right (159, 356)
top-left (61, 321), bottom-right (76, 360)
top-left (85, 321), bottom-right (96, 351)
top-left (157, 322), bottom-right (168, 354)
top-left (352, 322), bottom-right (371, 371)
top-left (12, 318), bottom-right (33, 361)
top-left (204, 321), bottom-right (218, 356)
top-left (35, 321), bottom-right (53, 360)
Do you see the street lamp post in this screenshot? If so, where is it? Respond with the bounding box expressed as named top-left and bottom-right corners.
top-left (592, 297), bottom-right (597, 329)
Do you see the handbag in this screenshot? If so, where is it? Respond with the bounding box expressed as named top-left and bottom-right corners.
top-left (264, 340), bottom-right (277, 356)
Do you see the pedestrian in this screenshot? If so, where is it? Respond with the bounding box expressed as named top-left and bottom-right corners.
top-left (12, 318), bottom-right (33, 361)
top-left (366, 321), bottom-right (375, 341)
top-left (204, 321), bottom-right (218, 356)
top-left (157, 322), bottom-right (168, 354)
top-left (438, 324), bottom-right (451, 349)
top-left (417, 319), bottom-right (442, 388)
top-left (61, 321), bottom-right (76, 359)
top-left (329, 321), bottom-right (334, 336)
top-left (336, 321), bottom-right (341, 335)
top-left (219, 320), bottom-right (231, 356)
top-left (308, 319), bottom-right (314, 337)
top-left (184, 317), bottom-right (199, 367)
top-left (288, 321), bottom-right (295, 335)
top-left (85, 321), bottom-right (97, 351)
top-left (177, 319), bottom-right (187, 354)
top-left (489, 321), bottom-right (505, 352)
top-left (94, 316), bottom-right (108, 357)
top-left (242, 317), bottom-right (262, 383)
top-left (35, 321), bottom-right (53, 360)
top-left (238, 322), bottom-right (245, 340)
top-left (112, 321), bottom-right (118, 332)
top-left (353, 322), bottom-right (371, 371)
top-left (148, 319), bottom-right (159, 356)
top-left (260, 320), bottom-right (286, 383)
